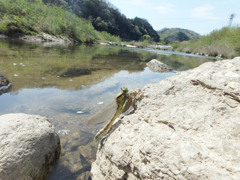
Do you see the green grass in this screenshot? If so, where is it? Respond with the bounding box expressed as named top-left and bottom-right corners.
top-left (0, 0), bottom-right (120, 43)
top-left (174, 26), bottom-right (240, 58)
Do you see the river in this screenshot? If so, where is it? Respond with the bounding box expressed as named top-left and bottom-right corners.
top-left (0, 39), bottom-right (216, 179)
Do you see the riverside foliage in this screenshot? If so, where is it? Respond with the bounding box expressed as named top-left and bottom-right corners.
top-left (173, 26), bottom-right (240, 58)
top-left (0, 0), bottom-right (120, 43)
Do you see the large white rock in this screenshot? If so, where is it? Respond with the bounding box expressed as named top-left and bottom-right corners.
top-left (0, 113), bottom-right (61, 180)
top-left (91, 57), bottom-right (240, 179)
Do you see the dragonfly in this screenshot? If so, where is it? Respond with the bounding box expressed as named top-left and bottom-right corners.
top-left (90, 87), bottom-right (141, 141)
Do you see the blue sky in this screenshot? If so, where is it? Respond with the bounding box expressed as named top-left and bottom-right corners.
top-left (108, 0), bottom-right (240, 35)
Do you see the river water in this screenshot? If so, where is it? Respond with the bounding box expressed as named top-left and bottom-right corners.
top-left (0, 39), bottom-right (216, 179)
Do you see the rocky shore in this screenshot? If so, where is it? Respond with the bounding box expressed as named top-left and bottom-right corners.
top-left (91, 57), bottom-right (240, 179)
top-left (20, 33), bottom-right (73, 45)
top-left (0, 33), bottom-right (73, 46)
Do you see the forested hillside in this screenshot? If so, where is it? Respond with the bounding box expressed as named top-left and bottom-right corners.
top-left (158, 28), bottom-right (200, 44)
top-left (43, 0), bottom-right (160, 42)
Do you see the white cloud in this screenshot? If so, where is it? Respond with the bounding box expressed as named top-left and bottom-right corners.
top-left (155, 3), bottom-right (176, 15)
top-left (191, 4), bottom-right (222, 20)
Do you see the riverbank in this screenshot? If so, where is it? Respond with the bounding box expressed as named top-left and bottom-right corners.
top-left (0, 0), bottom-right (122, 45)
top-left (0, 32), bottom-right (119, 46)
top-left (0, 33), bottom-right (74, 46)
top-left (91, 57), bottom-right (240, 179)
top-left (171, 27), bottom-right (240, 59)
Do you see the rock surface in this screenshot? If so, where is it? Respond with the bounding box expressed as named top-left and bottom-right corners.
top-left (0, 73), bottom-right (11, 95)
top-left (20, 33), bottom-right (72, 45)
top-left (147, 59), bottom-right (172, 72)
top-left (91, 57), bottom-right (240, 179)
top-left (0, 113), bottom-right (61, 180)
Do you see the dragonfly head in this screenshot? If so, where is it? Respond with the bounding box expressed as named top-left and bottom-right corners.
top-left (121, 87), bottom-right (128, 94)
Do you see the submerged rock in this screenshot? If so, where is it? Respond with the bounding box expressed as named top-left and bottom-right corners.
top-left (60, 67), bottom-right (92, 78)
top-left (91, 57), bottom-right (240, 179)
top-left (0, 113), bottom-right (61, 179)
top-left (60, 67), bottom-right (100, 78)
top-left (147, 59), bottom-right (172, 72)
top-left (0, 73), bottom-right (11, 95)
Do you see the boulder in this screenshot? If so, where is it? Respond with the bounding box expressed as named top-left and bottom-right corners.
top-left (0, 73), bottom-right (11, 95)
top-left (91, 57), bottom-right (240, 179)
top-left (0, 113), bottom-right (61, 180)
top-left (147, 59), bottom-right (172, 73)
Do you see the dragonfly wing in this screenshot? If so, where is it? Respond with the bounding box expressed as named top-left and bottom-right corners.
top-left (88, 101), bottom-right (117, 125)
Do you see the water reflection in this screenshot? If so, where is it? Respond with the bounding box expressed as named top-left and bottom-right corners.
top-left (0, 39), bottom-right (216, 179)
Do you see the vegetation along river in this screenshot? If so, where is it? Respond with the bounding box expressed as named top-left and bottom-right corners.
top-left (0, 39), bottom-right (216, 179)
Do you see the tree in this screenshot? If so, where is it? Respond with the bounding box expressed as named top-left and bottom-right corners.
top-left (93, 17), bottom-right (108, 31)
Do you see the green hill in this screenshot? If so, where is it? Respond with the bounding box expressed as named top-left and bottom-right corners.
top-left (43, 0), bottom-right (160, 42)
top-left (158, 28), bottom-right (201, 44)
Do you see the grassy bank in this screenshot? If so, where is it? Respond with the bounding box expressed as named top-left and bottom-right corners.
top-left (172, 26), bottom-right (240, 58)
top-left (0, 0), bottom-right (120, 43)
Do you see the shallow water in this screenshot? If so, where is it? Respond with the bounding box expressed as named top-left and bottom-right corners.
top-left (0, 39), bottom-right (216, 179)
